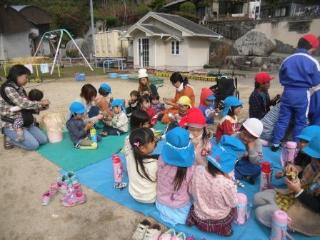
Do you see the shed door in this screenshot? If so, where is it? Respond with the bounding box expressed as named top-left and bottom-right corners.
top-left (138, 38), bottom-right (149, 67)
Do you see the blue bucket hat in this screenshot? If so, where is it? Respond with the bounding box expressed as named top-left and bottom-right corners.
top-left (219, 135), bottom-right (246, 157)
top-left (221, 96), bottom-right (242, 117)
top-left (207, 135), bottom-right (245, 173)
top-left (302, 134), bottom-right (320, 159)
top-left (207, 95), bottom-right (216, 101)
top-left (297, 125), bottom-right (320, 142)
top-left (111, 99), bottom-right (124, 109)
top-left (69, 101), bottom-right (85, 114)
top-left (100, 83), bottom-right (112, 93)
top-left (161, 127), bottom-right (195, 167)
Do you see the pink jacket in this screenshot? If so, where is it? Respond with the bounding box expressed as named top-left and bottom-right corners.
top-left (156, 158), bottom-right (194, 208)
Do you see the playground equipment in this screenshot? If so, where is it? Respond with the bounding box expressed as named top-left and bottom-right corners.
top-left (34, 29), bottom-right (94, 75)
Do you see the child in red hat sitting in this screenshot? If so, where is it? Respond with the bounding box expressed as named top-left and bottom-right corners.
top-left (249, 72), bottom-right (280, 120)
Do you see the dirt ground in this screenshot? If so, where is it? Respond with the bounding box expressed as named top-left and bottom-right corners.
top-left (0, 73), bottom-right (283, 240)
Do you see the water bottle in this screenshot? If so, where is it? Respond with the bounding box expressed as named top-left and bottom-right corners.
top-left (112, 154), bottom-right (123, 184)
top-left (270, 210), bottom-right (288, 240)
top-left (235, 192), bottom-right (247, 225)
top-left (260, 161), bottom-right (272, 191)
top-left (281, 141), bottom-right (297, 167)
top-left (90, 128), bottom-right (97, 143)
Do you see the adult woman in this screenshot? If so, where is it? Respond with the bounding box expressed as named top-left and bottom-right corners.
top-left (137, 69), bottom-right (158, 97)
top-left (164, 72), bottom-right (195, 108)
top-left (0, 64), bottom-right (49, 150)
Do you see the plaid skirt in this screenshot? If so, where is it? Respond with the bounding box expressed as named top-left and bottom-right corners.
top-left (186, 206), bottom-right (236, 236)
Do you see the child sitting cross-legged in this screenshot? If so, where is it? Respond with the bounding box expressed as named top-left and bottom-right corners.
top-left (216, 96), bottom-right (242, 143)
top-left (125, 128), bottom-right (158, 203)
top-left (96, 83), bottom-right (112, 113)
top-left (187, 135), bottom-right (245, 236)
top-left (156, 127), bottom-right (195, 226)
top-left (66, 101), bottom-right (101, 148)
top-left (102, 99), bottom-right (128, 136)
top-left (179, 108), bottom-right (212, 166)
top-left (150, 94), bottom-right (165, 116)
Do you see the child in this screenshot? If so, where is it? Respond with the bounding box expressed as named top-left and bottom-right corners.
top-left (187, 136), bottom-right (245, 236)
top-left (9, 89), bottom-right (45, 141)
top-left (249, 72), bottom-right (280, 120)
top-left (215, 96), bottom-right (242, 143)
top-left (254, 134), bottom-right (320, 236)
top-left (156, 127), bottom-right (195, 226)
top-left (126, 90), bottom-right (140, 117)
top-left (66, 101), bottom-right (100, 148)
top-left (138, 95), bottom-right (157, 125)
top-left (199, 87), bottom-right (216, 124)
top-left (138, 68), bottom-right (158, 97)
top-left (125, 128), bottom-right (158, 203)
top-left (234, 118), bottom-right (264, 184)
top-left (161, 96), bottom-right (192, 124)
top-left (179, 108), bottom-right (212, 166)
top-left (102, 99), bottom-right (128, 136)
top-left (150, 95), bottom-right (165, 115)
top-left (272, 34), bottom-right (320, 151)
top-left (96, 83), bottom-right (112, 113)
top-left (130, 109), bottom-right (151, 131)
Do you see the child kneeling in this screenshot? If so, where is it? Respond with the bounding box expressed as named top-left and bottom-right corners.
top-left (187, 135), bottom-right (245, 236)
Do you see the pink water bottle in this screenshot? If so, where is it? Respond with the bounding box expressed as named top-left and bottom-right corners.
top-left (281, 141), bottom-right (297, 167)
top-left (270, 210), bottom-right (288, 240)
top-left (235, 193), bottom-right (247, 224)
top-left (112, 154), bottom-right (123, 184)
top-left (260, 161), bottom-right (272, 191)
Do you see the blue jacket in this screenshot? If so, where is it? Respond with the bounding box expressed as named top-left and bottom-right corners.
top-left (280, 49), bottom-right (320, 89)
top-left (199, 104), bottom-right (215, 124)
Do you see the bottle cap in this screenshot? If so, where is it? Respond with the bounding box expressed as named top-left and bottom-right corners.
top-left (261, 161), bottom-right (271, 173)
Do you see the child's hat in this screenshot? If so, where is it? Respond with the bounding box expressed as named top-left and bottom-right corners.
top-left (221, 96), bottom-right (242, 117)
top-left (207, 95), bottom-right (216, 101)
top-left (302, 134), bottom-right (320, 159)
top-left (179, 108), bottom-right (206, 128)
top-left (302, 34), bottom-right (319, 49)
top-left (297, 125), bottom-right (320, 142)
top-left (111, 99), bottom-right (124, 108)
top-left (255, 72), bottom-right (273, 84)
top-left (207, 149), bottom-right (235, 174)
top-left (100, 83), bottom-right (112, 93)
top-left (69, 101), bottom-right (85, 114)
top-left (219, 135), bottom-right (246, 157)
top-left (138, 68), bottom-right (148, 79)
top-left (242, 118), bottom-right (263, 138)
top-left (161, 127), bottom-right (195, 167)
top-left (177, 96), bottom-right (192, 108)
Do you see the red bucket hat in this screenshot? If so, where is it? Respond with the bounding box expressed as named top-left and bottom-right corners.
top-left (179, 108), bottom-right (206, 128)
top-left (255, 72), bottom-right (274, 84)
top-left (302, 34), bottom-right (319, 49)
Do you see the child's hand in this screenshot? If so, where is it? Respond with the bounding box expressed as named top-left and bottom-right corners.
top-left (97, 114), bottom-right (104, 120)
top-left (40, 99), bottom-right (50, 106)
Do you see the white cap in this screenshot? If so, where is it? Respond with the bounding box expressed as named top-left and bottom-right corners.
top-left (138, 68), bottom-right (148, 79)
top-left (242, 118), bottom-right (263, 138)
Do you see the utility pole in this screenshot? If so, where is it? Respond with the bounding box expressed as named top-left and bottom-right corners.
top-left (90, 0), bottom-right (96, 63)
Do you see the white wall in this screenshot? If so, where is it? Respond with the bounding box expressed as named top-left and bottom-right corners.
top-left (254, 18), bottom-right (320, 47)
top-left (3, 32), bottom-right (31, 59)
top-left (186, 38), bottom-right (210, 69)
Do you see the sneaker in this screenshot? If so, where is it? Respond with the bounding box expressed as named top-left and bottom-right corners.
top-left (132, 219), bottom-right (151, 240)
top-left (114, 182), bottom-right (127, 189)
top-left (143, 224), bottom-right (161, 240)
top-left (159, 229), bottom-right (176, 240)
top-left (271, 144), bottom-right (280, 152)
top-left (3, 136), bottom-right (14, 150)
top-left (62, 191), bottom-right (86, 207)
top-left (41, 183), bottom-right (59, 206)
top-left (243, 176), bottom-right (255, 185)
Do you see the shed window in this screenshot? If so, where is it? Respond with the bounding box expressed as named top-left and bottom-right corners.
top-left (171, 41), bottom-right (180, 55)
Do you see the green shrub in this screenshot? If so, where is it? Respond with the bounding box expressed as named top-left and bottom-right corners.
top-left (179, 1), bottom-right (196, 14)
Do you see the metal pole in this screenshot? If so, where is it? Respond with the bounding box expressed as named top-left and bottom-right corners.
top-left (50, 30), bottom-right (63, 75)
top-left (90, 0), bottom-right (96, 64)
top-left (33, 32), bottom-right (48, 56)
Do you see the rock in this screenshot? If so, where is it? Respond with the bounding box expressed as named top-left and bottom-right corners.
top-left (234, 30), bottom-right (276, 56)
top-left (252, 57), bottom-right (263, 66)
top-left (274, 39), bottom-right (295, 54)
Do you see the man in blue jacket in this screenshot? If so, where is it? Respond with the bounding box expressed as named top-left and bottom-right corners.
top-left (272, 34), bottom-right (320, 151)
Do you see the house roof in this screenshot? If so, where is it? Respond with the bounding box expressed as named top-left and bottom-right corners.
top-left (126, 12), bottom-right (222, 39)
top-left (163, 0), bottom-right (187, 8)
top-left (10, 5), bottom-right (52, 25)
top-left (0, 6), bottom-right (34, 34)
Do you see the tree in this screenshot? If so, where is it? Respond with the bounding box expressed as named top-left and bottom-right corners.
top-left (179, 1), bottom-right (196, 15)
top-left (149, 0), bottom-right (165, 11)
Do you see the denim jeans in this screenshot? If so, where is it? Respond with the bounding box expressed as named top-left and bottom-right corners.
top-left (3, 125), bottom-right (48, 150)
